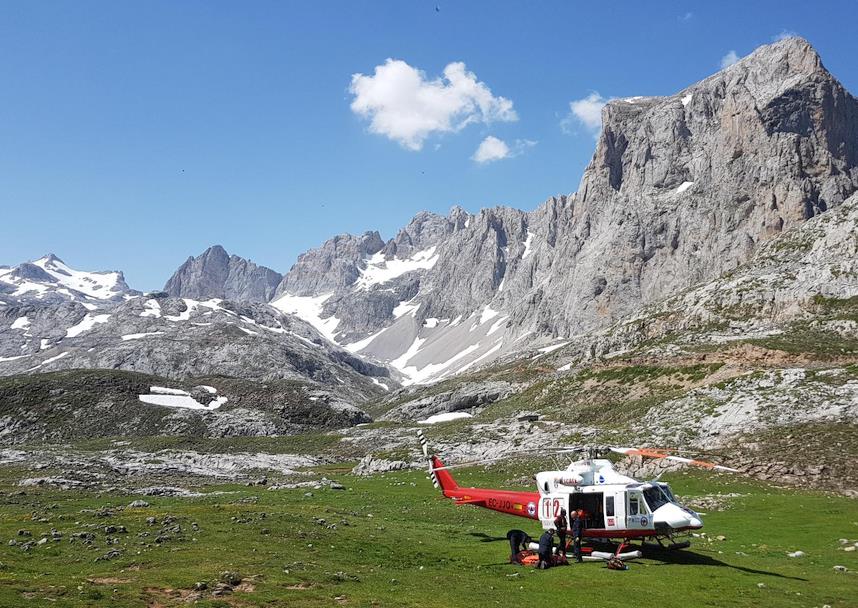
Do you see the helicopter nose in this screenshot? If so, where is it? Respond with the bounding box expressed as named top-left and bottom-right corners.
top-left (653, 503), bottom-right (702, 530)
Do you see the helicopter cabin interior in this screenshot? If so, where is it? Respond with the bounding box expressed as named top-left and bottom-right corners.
top-left (569, 492), bottom-right (606, 529)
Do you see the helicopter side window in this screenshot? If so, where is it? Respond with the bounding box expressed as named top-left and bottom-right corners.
top-left (605, 496), bottom-right (615, 517)
top-left (643, 486), bottom-right (669, 511)
top-left (628, 495), bottom-right (639, 516)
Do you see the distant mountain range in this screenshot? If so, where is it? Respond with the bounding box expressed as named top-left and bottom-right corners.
top-left (2, 36), bottom-right (857, 396)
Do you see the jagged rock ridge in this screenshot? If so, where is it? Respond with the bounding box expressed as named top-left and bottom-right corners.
top-left (164, 245), bottom-right (282, 303)
top-left (273, 37), bottom-right (858, 384)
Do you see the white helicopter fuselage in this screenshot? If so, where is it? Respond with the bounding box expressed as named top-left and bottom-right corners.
top-left (534, 459), bottom-right (703, 538)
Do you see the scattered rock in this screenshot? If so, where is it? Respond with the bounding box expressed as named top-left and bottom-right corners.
top-left (95, 549), bottom-right (122, 562)
top-left (352, 455), bottom-right (412, 476)
top-left (219, 571), bottom-right (242, 586)
top-left (128, 500), bottom-right (149, 508)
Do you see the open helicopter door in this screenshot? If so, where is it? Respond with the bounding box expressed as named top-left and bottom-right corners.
top-left (624, 488), bottom-right (652, 531)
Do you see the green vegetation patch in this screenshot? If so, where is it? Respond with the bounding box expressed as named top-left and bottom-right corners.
top-left (0, 468), bottom-right (855, 607)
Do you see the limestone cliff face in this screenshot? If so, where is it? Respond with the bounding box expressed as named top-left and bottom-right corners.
top-left (265, 38), bottom-right (858, 383)
top-left (416, 37), bottom-right (858, 338)
top-left (275, 232), bottom-right (385, 298)
top-left (529, 36), bottom-right (858, 336)
top-left (164, 245), bottom-right (282, 303)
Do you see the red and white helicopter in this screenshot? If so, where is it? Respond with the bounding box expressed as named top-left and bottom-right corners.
top-left (417, 431), bottom-right (737, 559)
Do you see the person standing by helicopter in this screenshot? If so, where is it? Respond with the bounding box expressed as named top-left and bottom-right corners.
top-left (536, 528), bottom-right (555, 569)
top-left (553, 507), bottom-right (568, 557)
top-left (570, 510), bottom-right (583, 563)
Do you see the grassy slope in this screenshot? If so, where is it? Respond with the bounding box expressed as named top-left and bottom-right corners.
top-left (0, 467), bottom-right (855, 608)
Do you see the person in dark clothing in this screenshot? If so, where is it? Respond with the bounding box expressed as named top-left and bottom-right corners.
top-left (537, 529), bottom-right (555, 569)
top-left (570, 511), bottom-right (583, 563)
top-left (553, 508), bottom-right (568, 556)
top-left (506, 529), bottom-right (532, 564)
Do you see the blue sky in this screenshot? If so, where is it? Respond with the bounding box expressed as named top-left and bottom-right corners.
top-left (2, 0), bottom-right (857, 290)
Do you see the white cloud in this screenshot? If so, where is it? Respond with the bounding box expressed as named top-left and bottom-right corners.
top-left (679, 11), bottom-right (693, 21)
top-left (349, 59), bottom-right (517, 150)
top-left (562, 92), bottom-right (614, 136)
top-left (472, 136), bottom-right (509, 163)
top-left (720, 50), bottom-right (740, 69)
top-left (471, 136), bottom-right (536, 164)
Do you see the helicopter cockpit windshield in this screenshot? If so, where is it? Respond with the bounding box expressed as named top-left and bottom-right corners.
top-left (643, 484), bottom-right (675, 511)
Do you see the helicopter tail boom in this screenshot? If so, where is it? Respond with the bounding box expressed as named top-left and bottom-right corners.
top-left (430, 455), bottom-right (460, 493)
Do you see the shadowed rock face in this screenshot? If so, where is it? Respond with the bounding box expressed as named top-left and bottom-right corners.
top-left (163, 245), bottom-right (282, 303)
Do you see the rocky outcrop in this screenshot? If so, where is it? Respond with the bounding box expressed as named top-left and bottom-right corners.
top-left (163, 245), bottom-right (281, 303)
top-left (352, 455), bottom-right (413, 476)
top-left (380, 380), bottom-right (520, 421)
top-left (275, 232), bottom-right (385, 297)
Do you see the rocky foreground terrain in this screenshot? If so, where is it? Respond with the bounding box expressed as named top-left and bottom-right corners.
top-left (1, 37), bottom-right (857, 497)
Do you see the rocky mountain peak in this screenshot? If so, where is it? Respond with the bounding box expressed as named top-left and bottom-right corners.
top-left (275, 231), bottom-right (385, 297)
top-left (163, 245), bottom-right (281, 303)
top-left (0, 254), bottom-right (136, 306)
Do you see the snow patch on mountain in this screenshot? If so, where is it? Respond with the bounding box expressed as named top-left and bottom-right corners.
top-left (139, 385), bottom-right (228, 410)
top-left (66, 314), bottom-right (111, 338)
top-left (270, 292), bottom-right (341, 343)
top-left (10, 317), bottom-right (29, 330)
top-left (121, 332), bottom-right (164, 341)
top-left (399, 342), bottom-right (481, 385)
top-left (393, 300), bottom-right (420, 318)
top-left (419, 411), bottom-right (472, 424)
top-left (140, 299), bottom-right (161, 318)
top-left (522, 230), bottom-right (535, 259)
top-left (354, 246), bottom-right (438, 289)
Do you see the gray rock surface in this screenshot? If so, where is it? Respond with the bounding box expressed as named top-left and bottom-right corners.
top-left (380, 380), bottom-right (521, 421)
top-left (352, 455), bottom-right (414, 476)
top-left (275, 232), bottom-right (385, 297)
top-left (0, 293), bottom-right (393, 398)
top-left (274, 37), bottom-right (858, 384)
top-left (164, 245), bottom-right (281, 303)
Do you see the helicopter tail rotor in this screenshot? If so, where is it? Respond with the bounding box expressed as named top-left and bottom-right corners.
top-left (416, 430), bottom-right (440, 489)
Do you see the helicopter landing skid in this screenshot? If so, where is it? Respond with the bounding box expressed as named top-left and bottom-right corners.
top-left (648, 534), bottom-right (692, 551)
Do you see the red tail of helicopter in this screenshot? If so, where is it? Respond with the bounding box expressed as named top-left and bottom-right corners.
top-left (429, 454), bottom-right (541, 519)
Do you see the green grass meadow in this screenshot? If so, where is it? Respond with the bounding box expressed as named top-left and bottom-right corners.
top-left (0, 466), bottom-right (856, 607)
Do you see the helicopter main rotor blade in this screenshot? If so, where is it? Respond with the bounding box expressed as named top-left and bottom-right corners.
top-left (610, 447), bottom-right (739, 473)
